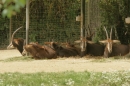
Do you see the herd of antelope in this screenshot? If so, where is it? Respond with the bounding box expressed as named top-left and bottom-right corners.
top-left (7, 26), bottom-right (130, 59)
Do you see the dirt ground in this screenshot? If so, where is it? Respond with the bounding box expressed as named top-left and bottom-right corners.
top-left (0, 49), bottom-right (130, 73)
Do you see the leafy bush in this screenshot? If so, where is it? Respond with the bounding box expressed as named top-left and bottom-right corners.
top-left (97, 0), bottom-right (130, 43)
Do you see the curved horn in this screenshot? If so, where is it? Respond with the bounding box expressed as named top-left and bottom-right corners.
top-left (110, 27), bottom-right (113, 40)
top-left (104, 26), bottom-right (109, 39)
top-left (11, 26), bottom-right (23, 41)
top-left (7, 26), bottom-right (23, 49)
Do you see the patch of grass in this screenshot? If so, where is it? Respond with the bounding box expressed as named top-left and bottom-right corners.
top-left (124, 53), bottom-right (130, 59)
top-left (90, 56), bottom-right (129, 63)
top-left (91, 58), bottom-right (110, 62)
top-left (0, 71), bottom-right (130, 86)
top-left (0, 56), bottom-right (34, 62)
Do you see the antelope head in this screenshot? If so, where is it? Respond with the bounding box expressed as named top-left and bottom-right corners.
top-left (104, 26), bottom-right (113, 53)
top-left (7, 26), bottom-right (23, 49)
top-left (99, 26), bottom-right (113, 54)
top-left (99, 26), bottom-right (120, 54)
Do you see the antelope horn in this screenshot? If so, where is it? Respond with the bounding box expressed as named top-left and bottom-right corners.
top-left (11, 26), bottom-right (23, 41)
top-left (7, 26), bottom-right (23, 49)
top-left (110, 27), bottom-right (113, 40)
top-left (104, 26), bottom-right (109, 39)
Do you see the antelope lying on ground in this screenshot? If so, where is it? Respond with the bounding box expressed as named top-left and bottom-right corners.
top-left (99, 27), bottom-right (130, 58)
top-left (74, 25), bottom-right (105, 56)
top-left (7, 26), bottom-right (25, 55)
top-left (85, 42), bottom-right (105, 56)
top-left (61, 42), bottom-right (81, 55)
top-left (44, 42), bottom-right (79, 57)
top-left (75, 40), bottom-right (104, 56)
top-left (22, 42), bottom-right (57, 59)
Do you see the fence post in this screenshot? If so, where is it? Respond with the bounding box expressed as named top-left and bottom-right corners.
top-left (80, 0), bottom-right (86, 57)
top-left (26, 0), bottom-right (29, 56)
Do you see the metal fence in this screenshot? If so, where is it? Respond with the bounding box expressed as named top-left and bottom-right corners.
top-left (0, 0), bottom-right (101, 49)
top-left (85, 0), bottom-right (100, 34)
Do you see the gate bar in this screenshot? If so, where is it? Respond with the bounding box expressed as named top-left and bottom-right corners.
top-left (80, 0), bottom-right (86, 57)
top-left (26, 0), bottom-right (29, 56)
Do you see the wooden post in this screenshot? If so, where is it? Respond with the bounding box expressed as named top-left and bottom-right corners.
top-left (26, 0), bottom-right (29, 56)
top-left (80, 0), bottom-right (86, 57)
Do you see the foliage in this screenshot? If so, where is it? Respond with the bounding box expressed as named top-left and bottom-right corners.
top-left (97, 0), bottom-right (130, 43)
top-left (0, 0), bottom-right (81, 48)
top-left (99, 0), bottom-right (120, 27)
top-left (93, 26), bottom-right (106, 43)
top-left (0, 71), bottom-right (130, 86)
top-left (0, 15), bottom-right (9, 46)
top-left (118, 0), bottom-right (130, 17)
top-left (23, 0), bottom-right (80, 43)
top-left (99, 0), bottom-right (130, 26)
top-left (0, 0), bottom-right (26, 18)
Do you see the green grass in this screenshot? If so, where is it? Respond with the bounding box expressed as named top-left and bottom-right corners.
top-left (0, 56), bottom-right (34, 62)
top-left (0, 71), bottom-right (130, 86)
top-left (0, 56), bottom-right (130, 85)
top-left (90, 56), bottom-right (130, 63)
top-left (0, 55), bottom-right (129, 62)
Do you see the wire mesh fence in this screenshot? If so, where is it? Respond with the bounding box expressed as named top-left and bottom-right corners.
top-left (0, 0), bottom-right (101, 49)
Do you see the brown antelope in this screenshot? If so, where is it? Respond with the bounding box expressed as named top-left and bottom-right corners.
top-left (7, 26), bottom-right (25, 54)
top-left (61, 42), bottom-right (81, 55)
top-left (22, 42), bottom-right (57, 59)
top-left (74, 25), bottom-right (105, 56)
top-left (44, 42), bottom-right (79, 57)
top-left (99, 26), bottom-right (130, 58)
top-left (74, 36), bottom-right (104, 56)
top-left (75, 26), bottom-right (104, 57)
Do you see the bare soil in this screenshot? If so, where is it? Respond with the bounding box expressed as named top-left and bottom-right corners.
top-left (0, 49), bottom-right (130, 73)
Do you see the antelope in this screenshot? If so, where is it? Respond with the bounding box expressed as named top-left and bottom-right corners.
top-left (74, 30), bottom-right (104, 56)
top-left (44, 42), bottom-right (79, 57)
top-left (22, 42), bottom-right (57, 59)
top-left (7, 26), bottom-right (25, 55)
top-left (99, 26), bottom-right (130, 58)
top-left (61, 42), bottom-right (81, 55)
top-left (85, 42), bottom-right (105, 56)
top-left (86, 25), bottom-right (95, 41)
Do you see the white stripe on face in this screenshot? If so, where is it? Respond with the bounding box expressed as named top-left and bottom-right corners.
top-left (107, 42), bottom-right (112, 53)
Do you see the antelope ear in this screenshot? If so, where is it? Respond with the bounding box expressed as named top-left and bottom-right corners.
top-left (87, 41), bottom-right (95, 44)
top-left (113, 40), bottom-right (121, 44)
top-left (99, 40), bottom-right (107, 44)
